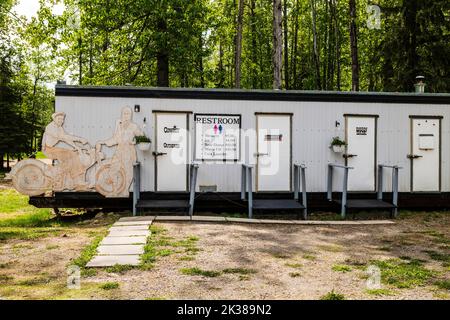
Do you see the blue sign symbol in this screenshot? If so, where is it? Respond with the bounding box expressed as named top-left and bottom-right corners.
top-left (219, 125), bottom-right (223, 134)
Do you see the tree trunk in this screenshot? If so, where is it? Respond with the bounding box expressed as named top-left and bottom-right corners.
top-left (332, 0), bottom-right (341, 90)
top-left (250, 0), bottom-right (257, 89)
top-left (283, 0), bottom-right (289, 89)
top-left (349, 0), bottom-right (359, 91)
top-left (0, 153), bottom-right (4, 170)
top-left (199, 34), bottom-right (205, 88)
top-left (218, 41), bottom-right (224, 87)
top-left (291, 0), bottom-right (299, 89)
top-left (310, 0), bottom-right (321, 90)
top-left (272, 0), bottom-right (282, 90)
top-left (78, 36), bottom-right (83, 85)
top-left (156, 19), bottom-right (169, 87)
top-left (235, 0), bottom-right (244, 88)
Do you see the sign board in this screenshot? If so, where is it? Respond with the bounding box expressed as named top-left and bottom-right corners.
top-left (356, 127), bottom-right (368, 135)
top-left (194, 114), bottom-right (241, 161)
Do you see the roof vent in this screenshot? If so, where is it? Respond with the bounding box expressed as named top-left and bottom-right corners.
top-left (414, 76), bottom-right (425, 93)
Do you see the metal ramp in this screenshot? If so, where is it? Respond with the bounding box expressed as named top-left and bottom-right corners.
top-left (132, 163), bottom-right (199, 216)
top-left (327, 163), bottom-right (401, 218)
top-left (241, 164), bottom-right (308, 219)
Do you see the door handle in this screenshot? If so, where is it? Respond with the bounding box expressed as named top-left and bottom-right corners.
top-left (254, 152), bottom-right (269, 157)
top-left (407, 154), bottom-right (423, 159)
top-left (343, 154), bottom-right (357, 159)
top-left (152, 151), bottom-right (167, 156)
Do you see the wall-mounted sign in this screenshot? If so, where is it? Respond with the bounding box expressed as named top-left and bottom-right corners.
top-left (265, 134), bottom-right (283, 141)
top-left (194, 114), bottom-right (241, 161)
top-left (356, 127), bottom-right (368, 135)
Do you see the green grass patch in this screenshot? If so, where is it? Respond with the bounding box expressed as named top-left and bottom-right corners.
top-left (0, 227), bottom-right (65, 240)
top-left (69, 233), bottom-right (106, 276)
top-left (302, 253), bottom-right (317, 261)
top-left (180, 267), bottom-right (221, 277)
top-left (46, 244), bottom-right (59, 250)
top-left (100, 282), bottom-right (119, 290)
top-left (320, 290), bottom-right (345, 300)
top-left (285, 262), bottom-right (302, 269)
top-left (105, 264), bottom-right (135, 274)
top-left (332, 264), bottom-right (352, 273)
top-left (434, 280), bottom-right (450, 291)
top-left (424, 250), bottom-right (450, 265)
top-left (141, 225), bottom-right (200, 270)
top-left (0, 274), bottom-right (14, 283)
top-left (17, 277), bottom-right (50, 286)
top-left (289, 272), bottom-right (301, 278)
top-left (371, 258), bottom-right (437, 289)
top-left (222, 268), bottom-right (257, 275)
top-left (365, 288), bottom-right (395, 296)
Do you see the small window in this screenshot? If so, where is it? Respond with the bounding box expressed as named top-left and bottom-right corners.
top-left (419, 134), bottom-right (435, 150)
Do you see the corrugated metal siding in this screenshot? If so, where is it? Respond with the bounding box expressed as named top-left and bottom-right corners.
top-left (57, 96), bottom-right (450, 193)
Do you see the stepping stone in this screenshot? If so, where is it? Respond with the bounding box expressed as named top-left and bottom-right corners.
top-left (86, 255), bottom-right (141, 267)
top-left (154, 216), bottom-right (191, 221)
top-left (97, 245), bottom-right (144, 255)
top-left (114, 221), bottom-right (153, 226)
top-left (225, 217), bottom-right (261, 224)
top-left (118, 216), bottom-right (155, 222)
top-left (191, 216), bottom-right (227, 222)
top-left (108, 230), bottom-right (150, 237)
top-left (101, 236), bottom-right (147, 245)
top-left (109, 225), bottom-right (149, 231)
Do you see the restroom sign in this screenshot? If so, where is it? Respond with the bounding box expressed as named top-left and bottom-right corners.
top-left (356, 127), bottom-right (368, 135)
top-left (195, 114), bottom-right (241, 161)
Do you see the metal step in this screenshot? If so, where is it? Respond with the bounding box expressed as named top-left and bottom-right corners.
top-left (252, 199), bottom-right (305, 210)
top-left (335, 199), bottom-right (396, 209)
top-left (136, 199), bottom-right (190, 209)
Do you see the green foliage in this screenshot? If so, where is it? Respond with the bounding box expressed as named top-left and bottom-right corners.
top-left (332, 264), bottom-right (352, 273)
top-left (365, 288), bottom-right (395, 296)
top-left (100, 282), bottom-right (120, 290)
top-left (70, 234), bottom-right (106, 269)
top-left (180, 267), bottom-right (222, 277)
top-left (320, 290), bottom-right (346, 300)
top-left (134, 135), bottom-right (151, 143)
top-left (371, 258), bottom-right (437, 289)
top-left (330, 136), bottom-right (346, 147)
top-left (222, 268), bottom-right (257, 275)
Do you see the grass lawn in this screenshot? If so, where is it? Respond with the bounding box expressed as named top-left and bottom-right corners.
top-left (0, 187), bottom-right (448, 300)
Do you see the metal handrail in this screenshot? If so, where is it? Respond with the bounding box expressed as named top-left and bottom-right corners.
top-left (327, 163), bottom-right (353, 218)
top-left (241, 164), bottom-right (254, 218)
top-left (294, 164), bottom-right (308, 219)
top-left (377, 164), bottom-right (402, 218)
top-left (188, 163), bottom-right (199, 217)
top-left (132, 162), bottom-right (141, 216)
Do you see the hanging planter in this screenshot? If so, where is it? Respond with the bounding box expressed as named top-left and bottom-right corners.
top-left (330, 136), bottom-right (346, 153)
top-left (135, 135), bottom-right (151, 151)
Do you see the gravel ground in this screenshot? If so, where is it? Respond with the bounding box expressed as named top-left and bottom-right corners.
top-left (0, 212), bottom-right (449, 300)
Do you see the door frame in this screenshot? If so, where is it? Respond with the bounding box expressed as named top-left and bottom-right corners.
top-left (255, 112), bottom-right (293, 192)
top-left (153, 110), bottom-right (192, 192)
top-left (409, 115), bottom-right (443, 193)
top-left (343, 113), bottom-right (379, 192)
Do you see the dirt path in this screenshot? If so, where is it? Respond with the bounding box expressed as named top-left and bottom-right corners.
top-left (1, 212), bottom-right (448, 300)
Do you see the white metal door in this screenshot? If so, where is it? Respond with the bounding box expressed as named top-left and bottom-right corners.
top-left (256, 114), bottom-right (291, 191)
top-left (411, 118), bottom-right (440, 192)
top-left (155, 113), bottom-right (188, 191)
top-left (346, 116), bottom-right (376, 191)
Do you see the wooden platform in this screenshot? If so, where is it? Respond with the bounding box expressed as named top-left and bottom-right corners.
top-left (335, 199), bottom-right (396, 210)
top-left (136, 199), bottom-right (190, 210)
top-left (252, 199), bottom-right (305, 210)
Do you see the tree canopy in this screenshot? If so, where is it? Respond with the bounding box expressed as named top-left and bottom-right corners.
top-left (0, 0), bottom-right (449, 165)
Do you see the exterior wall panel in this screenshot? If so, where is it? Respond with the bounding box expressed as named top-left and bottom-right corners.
top-left (56, 93), bottom-right (450, 194)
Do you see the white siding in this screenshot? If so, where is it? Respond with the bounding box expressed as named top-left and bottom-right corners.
top-left (57, 96), bottom-right (450, 193)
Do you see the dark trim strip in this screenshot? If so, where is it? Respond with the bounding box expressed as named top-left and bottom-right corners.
top-left (55, 85), bottom-right (450, 105)
top-left (255, 112), bottom-right (294, 115)
top-left (152, 110), bottom-right (193, 114)
top-left (409, 115), bottom-right (444, 119)
top-left (343, 114), bottom-right (380, 118)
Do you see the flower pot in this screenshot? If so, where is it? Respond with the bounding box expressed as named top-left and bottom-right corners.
top-left (332, 145), bottom-right (345, 153)
top-left (137, 142), bottom-right (151, 151)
